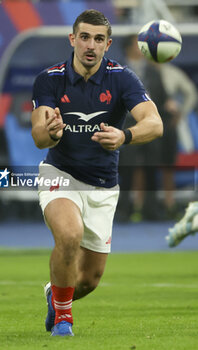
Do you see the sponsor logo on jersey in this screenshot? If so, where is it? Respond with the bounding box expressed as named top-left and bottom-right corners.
top-left (61, 94), bottom-right (71, 103)
top-left (63, 111), bottom-right (108, 133)
top-left (64, 111), bottom-right (107, 122)
top-left (64, 124), bottom-right (104, 133)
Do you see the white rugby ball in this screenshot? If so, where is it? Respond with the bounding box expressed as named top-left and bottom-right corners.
top-left (137, 20), bottom-right (182, 63)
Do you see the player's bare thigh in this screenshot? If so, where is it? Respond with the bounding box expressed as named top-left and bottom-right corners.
top-left (44, 198), bottom-right (84, 243)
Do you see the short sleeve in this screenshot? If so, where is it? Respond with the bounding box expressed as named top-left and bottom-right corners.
top-left (121, 67), bottom-right (151, 111)
top-left (32, 71), bottom-right (57, 110)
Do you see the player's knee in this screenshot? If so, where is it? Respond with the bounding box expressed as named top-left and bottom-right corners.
top-left (85, 275), bottom-right (100, 291)
top-left (82, 281), bottom-right (96, 294)
top-left (59, 230), bottom-right (82, 250)
top-left (74, 280), bottom-right (96, 299)
top-left (53, 224), bottom-right (83, 262)
top-left (80, 269), bottom-right (104, 292)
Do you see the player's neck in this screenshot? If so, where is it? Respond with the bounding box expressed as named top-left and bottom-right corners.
top-left (73, 55), bottom-right (101, 81)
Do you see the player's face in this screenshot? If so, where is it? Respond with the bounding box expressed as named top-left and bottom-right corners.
top-left (69, 23), bottom-right (112, 69)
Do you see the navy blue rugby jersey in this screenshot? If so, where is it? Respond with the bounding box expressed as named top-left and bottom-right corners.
top-left (32, 53), bottom-right (150, 188)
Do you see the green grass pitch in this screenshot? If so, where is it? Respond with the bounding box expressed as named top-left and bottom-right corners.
top-left (0, 249), bottom-right (198, 350)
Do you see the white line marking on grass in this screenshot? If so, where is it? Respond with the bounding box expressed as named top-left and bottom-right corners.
top-left (0, 281), bottom-right (44, 286)
top-left (1, 281), bottom-right (197, 289)
top-left (0, 281), bottom-right (112, 287)
top-left (99, 282), bottom-right (112, 287)
top-left (142, 283), bottom-right (198, 289)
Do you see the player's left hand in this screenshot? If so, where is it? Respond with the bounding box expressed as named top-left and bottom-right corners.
top-left (91, 123), bottom-right (125, 151)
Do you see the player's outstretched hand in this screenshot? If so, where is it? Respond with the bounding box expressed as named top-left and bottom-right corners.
top-left (45, 107), bottom-right (66, 140)
top-left (91, 123), bottom-right (125, 150)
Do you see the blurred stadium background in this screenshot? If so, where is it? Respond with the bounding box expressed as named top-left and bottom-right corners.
top-left (0, 0), bottom-right (198, 250)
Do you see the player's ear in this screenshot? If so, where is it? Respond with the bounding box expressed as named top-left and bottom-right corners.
top-left (105, 38), bottom-right (112, 52)
top-left (69, 33), bottom-right (75, 47)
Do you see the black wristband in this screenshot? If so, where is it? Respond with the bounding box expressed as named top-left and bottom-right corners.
top-left (123, 129), bottom-right (132, 144)
top-left (49, 134), bottom-right (61, 142)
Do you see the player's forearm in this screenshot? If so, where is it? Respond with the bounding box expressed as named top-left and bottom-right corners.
top-left (32, 125), bottom-right (60, 149)
top-left (129, 116), bottom-right (163, 144)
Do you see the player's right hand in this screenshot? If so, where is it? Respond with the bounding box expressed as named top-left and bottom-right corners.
top-left (45, 107), bottom-right (66, 140)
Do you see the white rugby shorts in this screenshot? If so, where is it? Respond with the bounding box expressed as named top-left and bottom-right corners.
top-left (38, 163), bottom-right (119, 253)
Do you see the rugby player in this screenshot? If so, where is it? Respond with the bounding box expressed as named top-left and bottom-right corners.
top-left (31, 9), bottom-right (163, 336)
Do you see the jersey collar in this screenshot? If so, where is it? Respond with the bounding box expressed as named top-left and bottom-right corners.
top-left (67, 53), bottom-right (107, 85)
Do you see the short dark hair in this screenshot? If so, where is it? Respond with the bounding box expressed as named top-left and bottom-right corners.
top-left (73, 9), bottom-right (112, 37)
